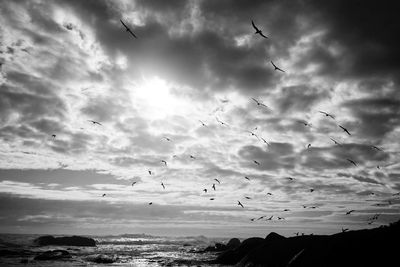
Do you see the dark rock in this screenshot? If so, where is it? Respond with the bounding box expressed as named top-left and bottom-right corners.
top-left (33, 235), bottom-right (96, 247)
top-left (214, 237), bottom-right (264, 265)
top-left (226, 238), bottom-right (241, 249)
top-left (20, 259), bottom-right (29, 264)
top-left (86, 254), bottom-right (116, 264)
top-left (202, 237), bottom-right (241, 252)
top-left (34, 250), bottom-right (71, 261)
top-left (265, 232), bottom-right (286, 242)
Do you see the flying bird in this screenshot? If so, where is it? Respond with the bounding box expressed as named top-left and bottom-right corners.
top-left (266, 192), bottom-right (273, 196)
top-left (199, 120), bottom-right (207, 127)
top-left (307, 144), bottom-right (311, 149)
top-left (254, 160), bottom-right (260, 166)
top-left (88, 120), bottom-right (102, 126)
top-left (330, 138), bottom-right (341, 146)
top-left (148, 170), bottom-right (153, 175)
top-left (214, 178), bottom-right (221, 184)
top-left (297, 120), bottom-right (311, 127)
top-left (251, 20), bottom-right (268, 38)
top-left (120, 19), bottom-right (137, 38)
top-left (161, 182), bottom-right (165, 189)
top-left (210, 198), bottom-right (215, 200)
top-left (260, 137), bottom-right (270, 146)
top-left (244, 176), bottom-right (251, 181)
top-left (212, 184), bottom-right (216, 191)
top-left (283, 209), bottom-right (290, 212)
top-left (203, 189), bottom-right (207, 193)
top-left (286, 177), bottom-right (295, 181)
top-left (371, 146), bottom-right (382, 151)
top-left (347, 159), bottom-right (357, 166)
top-left (257, 216), bottom-right (266, 220)
top-left (189, 155), bottom-right (196, 159)
top-left (266, 215), bottom-right (273, 221)
top-left (148, 202), bottom-right (153, 205)
top-left (245, 196), bottom-right (252, 199)
top-left (342, 228), bottom-right (349, 233)
top-left (161, 160), bottom-right (167, 166)
top-left (163, 137), bottom-right (171, 141)
top-left (310, 189), bottom-right (314, 193)
top-left (238, 201), bottom-right (244, 208)
top-left (246, 130), bottom-right (260, 140)
top-left (271, 61), bottom-right (285, 72)
top-left (51, 134), bottom-right (56, 138)
top-left (251, 98), bottom-right (269, 108)
top-left (131, 181), bottom-right (137, 186)
top-left (339, 125), bottom-right (351, 135)
top-left (278, 217), bottom-right (285, 220)
top-left (319, 111), bottom-right (335, 119)
top-left (346, 210), bottom-right (355, 215)
top-left (250, 218), bottom-right (256, 221)
top-left (216, 117), bottom-right (229, 127)
top-left (102, 194), bottom-right (106, 197)
top-left (302, 205), bottom-right (307, 208)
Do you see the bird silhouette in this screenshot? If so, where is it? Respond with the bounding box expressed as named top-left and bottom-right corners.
top-left (199, 120), bottom-right (207, 127)
top-left (161, 160), bottom-right (167, 166)
top-left (257, 216), bottom-right (266, 220)
top-left (161, 182), bottom-right (165, 189)
top-left (260, 137), bottom-right (270, 145)
top-left (203, 189), bottom-right (207, 193)
top-left (342, 228), bottom-right (349, 233)
top-left (302, 205), bottom-right (307, 208)
top-left (298, 120), bottom-right (311, 127)
top-left (245, 196), bottom-right (251, 199)
top-left (330, 138), bottom-right (341, 146)
top-left (251, 20), bottom-right (268, 38)
top-left (148, 170), bottom-right (153, 175)
top-left (339, 125), bottom-right (351, 135)
top-left (246, 130), bottom-right (260, 140)
top-left (51, 134), bottom-right (56, 138)
top-left (278, 217), bottom-right (285, 220)
top-left (212, 184), bottom-right (216, 191)
top-left (346, 210), bottom-right (355, 215)
top-left (371, 146), bottom-right (382, 151)
top-left (163, 137), bottom-right (171, 141)
top-left (190, 155), bottom-right (196, 159)
top-left (283, 209), bottom-right (290, 212)
top-left (251, 98), bottom-right (269, 108)
top-left (88, 120), bottom-right (102, 126)
top-left (310, 189), bottom-right (314, 192)
top-left (216, 117), bottom-right (229, 127)
top-left (286, 177), bottom-right (295, 181)
top-left (271, 61), bottom-right (285, 72)
top-left (238, 201), bottom-right (244, 208)
top-left (250, 218), bottom-right (256, 221)
top-left (210, 198), bottom-right (215, 200)
top-left (120, 19), bottom-right (137, 38)
top-left (148, 202), bottom-right (153, 205)
top-left (214, 178), bottom-right (221, 184)
top-left (307, 144), bottom-right (311, 149)
top-left (266, 215), bottom-right (273, 220)
top-left (244, 176), bottom-right (251, 181)
top-left (266, 192), bottom-right (273, 196)
top-left (254, 160), bottom-right (260, 165)
top-left (131, 181), bottom-right (137, 186)
top-left (319, 111), bottom-right (335, 119)
top-left (102, 194), bottom-right (106, 197)
top-left (347, 159), bottom-right (357, 166)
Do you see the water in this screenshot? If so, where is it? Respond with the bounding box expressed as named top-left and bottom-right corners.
top-left (0, 233), bottom-right (229, 266)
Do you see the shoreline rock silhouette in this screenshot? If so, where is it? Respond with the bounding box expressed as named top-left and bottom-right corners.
top-left (33, 235), bottom-right (96, 247)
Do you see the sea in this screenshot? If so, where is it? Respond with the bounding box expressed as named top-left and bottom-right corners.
top-left (0, 233), bottom-right (230, 266)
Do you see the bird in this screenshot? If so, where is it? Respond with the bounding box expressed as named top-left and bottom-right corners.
top-left (88, 120), bottom-right (102, 126)
top-left (199, 120), bottom-right (207, 127)
top-left (302, 205), bottom-right (307, 208)
top-left (266, 192), bottom-right (273, 196)
top-left (250, 218), bottom-right (256, 221)
top-left (307, 144), bottom-right (311, 149)
top-left (298, 120), bottom-right (311, 127)
top-left (309, 206), bottom-right (317, 209)
top-left (295, 232), bottom-right (299, 236)
top-left (51, 134), bottom-right (56, 138)
top-left (283, 209), bottom-right (290, 212)
top-left (163, 137), bottom-right (171, 141)
top-left (254, 160), bottom-right (260, 166)
top-left (102, 194), bottom-right (106, 197)
top-left (260, 137), bottom-right (270, 145)
top-left (319, 111), bottom-right (335, 119)
top-left (310, 189), bottom-right (314, 193)
top-left (214, 178), bottom-right (221, 184)
top-left (161, 160), bottom-right (167, 166)
top-left (251, 20), bottom-right (268, 38)
top-left (257, 216), bottom-right (266, 220)
top-left (131, 181), bottom-right (137, 186)
top-left (189, 155), bottom-right (196, 159)
top-left (277, 217), bottom-right (285, 220)
top-left (148, 170), bottom-right (153, 175)
top-left (371, 146), bottom-right (382, 151)
top-left (244, 176), bottom-right (251, 181)
top-left (346, 210), bottom-right (355, 215)
top-left (392, 192), bottom-right (400, 196)
top-left (210, 198), bottom-right (215, 200)
top-left (342, 228), bottom-right (349, 233)
top-left (339, 125), bottom-right (351, 135)
top-left (286, 177), bottom-right (295, 181)
top-left (216, 117), bottom-right (229, 127)
top-left (271, 61), bottom-right (285, 72)
top-left (246, 130), bottom-right (260, 140)
top-left (212, 184), bottom-right (216, 191)
top-left (251, 98), bottom-right (269, 108)
top-left (347, 159), bottom-right (357, 166)
top-left (238, 201), bottom-right (244, 208)
top-left (330, 138), bottom-right (341, 146)
top-left (148, 202), bottom-right (153, 205)
top-left (245, 196), bottom-right (251, 199)
top-left (161, 182), bottom-right (165, 189)
top-left (266, 215), bottom-right (273, 221)
top-left (203, 189), bottom-right (207, 193)
top-left (120, 19), bottom-right (137, 38)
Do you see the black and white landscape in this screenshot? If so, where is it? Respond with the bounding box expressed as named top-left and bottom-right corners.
top-left (0, 0), bottom-right (399, 266)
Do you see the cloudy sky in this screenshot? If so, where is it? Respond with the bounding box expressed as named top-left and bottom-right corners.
top-left (0, 0), bottom-right (399, 237)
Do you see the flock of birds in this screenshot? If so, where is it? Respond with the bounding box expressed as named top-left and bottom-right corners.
top-left (50, 19), bottom-right (400, 233)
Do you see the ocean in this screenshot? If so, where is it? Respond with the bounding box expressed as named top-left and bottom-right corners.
top-left (0, 233), bottom-right (229, 266)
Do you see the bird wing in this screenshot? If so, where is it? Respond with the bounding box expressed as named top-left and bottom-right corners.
top-left (127, 29), bottom-right (137, 38)
top-left (259, 32), bottom-right (268, 38)
top-left (251, 20), bottom-right (258, 31)
top-left (319, 111), bottom-right (327, 115)
top-left (120, 19), bottom-right (128, 29)
top-left (251, 98), bottom-right (259, 104)
top-left (270, 61), bottom-right (276, 68)
top-left (277, 67), bottom-right (285, 72)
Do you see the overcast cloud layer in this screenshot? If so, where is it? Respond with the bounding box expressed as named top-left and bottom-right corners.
top-left (0, 0), bottom-right (399, 237)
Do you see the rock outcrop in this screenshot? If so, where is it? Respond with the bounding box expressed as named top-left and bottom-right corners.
top-left (34, 250), bottom-right (71, 261)
top-left (33, 235), bottom-right (96, 247)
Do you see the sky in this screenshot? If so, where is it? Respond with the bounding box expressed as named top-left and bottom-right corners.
top-left (0, 0), bottom-right (399, 237)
